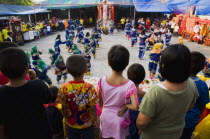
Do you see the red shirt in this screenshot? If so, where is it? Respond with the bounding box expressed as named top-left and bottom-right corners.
top-left (0, 72), bottom-right (30, 85)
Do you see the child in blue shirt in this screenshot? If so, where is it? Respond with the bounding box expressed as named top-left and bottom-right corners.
top-left (180, 51), bottom-right (210, 139)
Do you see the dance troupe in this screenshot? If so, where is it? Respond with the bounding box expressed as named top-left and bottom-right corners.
top-left (26, 24), bottom-right (102, 85)
top-left (124, 18), bottom-right (186, 79)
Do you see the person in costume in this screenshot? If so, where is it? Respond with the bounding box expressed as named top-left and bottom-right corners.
top-left (147, 33), bottom-right (155, 50)
top-left (2, 27), bottom-right (9, 41)
top-left (54, 55), bottom-right (67, 84)
top-left (146, 18), bottom-right (151, 30)
top-left (165, 30), bottom-right (172, 47)
top-left (72, 44), bottom-right (81, 54)
top-left (90, 38), bottom-right (97, 60)
top-left (138, 32), bottom-right (148, 59)
top-left (32, 60), bottom-right (52, 86)
top-left (130, 28), bottom-right (138, 47)
top-left (48, 48), bottom-right (59, 66)
top-left (69, 24), bottom-right (75, 31)
top-left (54, 34), bottom-right (66, 54)
top-left (83, 47), bottom-right (91, 76)
top-left (203, 58), bottom-right (210, 78)
top-left (154, 35), bottom-right (164, 45)
top-left (148, 43), bottom-right (163, 79)
top-left (125, 21), bottom-right (132, 39)
top-left (76, 31), bottom-right (84, 44)
top-left (91, 31), bottom-right (100, 48)
top-left (83, 32), bottom-right (91, 49)
top-left (77, 24), bottom-right (84, 33)
top-left (69, 29), bottom-right (75, 39)
top-left (31, 46), bottom-right (42, 61)
top-left (65, 28), bottom-right (70, 40)
top-left (66, 35), bottom-right (74, 53)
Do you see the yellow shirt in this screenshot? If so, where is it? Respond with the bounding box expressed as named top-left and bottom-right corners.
top-left (56, 81), bottom-right (98, 129)
top-left (89, 18), bottom-right (93, 23)
top-left (2, 29), bottom-right (9, 40)
top-left (22, 24), bottom-right (28, 32)
top-left (35, 25), bottom-right (40, 32)
top-left (80, 19), bottom-right (84, 25)
top-left (120, 18), bottom-right (126, 24)
top-left (39, 23), bottom-right (43, 29)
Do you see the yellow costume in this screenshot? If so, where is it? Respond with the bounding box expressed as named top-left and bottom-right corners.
top-left (22, 24), bottom-right (28, 32)
top-left (39, 23), bottom-right (43, 29)
top-left (2, 28), bottom-right (9, 40)
top-left (179, 37), bottom-right (184, 44)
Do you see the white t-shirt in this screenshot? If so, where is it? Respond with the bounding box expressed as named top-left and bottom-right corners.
top-left (171, 22), bottom-right (176, 29)
top-left (193, 25), bottom-right (202, 33)
top-left (47, 26), bottom-right (51, 31)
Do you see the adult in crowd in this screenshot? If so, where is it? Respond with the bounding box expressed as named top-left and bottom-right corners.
top-left (120, 17), bottom-right (126, 30)
top-left (136, 44), bottom-right (199, 139)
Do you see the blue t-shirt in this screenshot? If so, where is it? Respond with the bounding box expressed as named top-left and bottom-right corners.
top-left (185, 77), bottom-right (209, 128)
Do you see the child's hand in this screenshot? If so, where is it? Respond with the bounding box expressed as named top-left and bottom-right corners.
top-left (118, 105), bottom-right (128, 117)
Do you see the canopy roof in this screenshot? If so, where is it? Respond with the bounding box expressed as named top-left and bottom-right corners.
top-left (133, 0), bottom-right (172, 13)
top-left (42, 0), bottom-right (134, 9)
top-left (165, 0), bottom-right (210, 15)
top-left (0, 4), bottom-right (50, 15)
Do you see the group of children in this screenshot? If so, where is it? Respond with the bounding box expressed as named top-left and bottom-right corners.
top-left (26, 24), bottom-right (103, 85)
top-left (0, 41), bottom-right (209, 139)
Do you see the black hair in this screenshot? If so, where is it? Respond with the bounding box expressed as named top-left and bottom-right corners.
top-left (0, 48), bottom-right (28, 79)
top-left (160, 44), bottom-right (191, 83)
top-left (66, 55), bottom-right (87, 77)
top-left (0, 42), bottom-right (18, 51)
top-left (108, 45), bottom-right (130, 72)
top-left (7, 32), bottom-right (12, 36)
top-left (55, 34), bottom-right (61, 40)
top-left (49, 86), bottom-right (59, 103)
top-left (191, 51), bottom-right (206, 76)
top-left (86, 32), bottom-right (90, 37)
top-left (127, 63), bottom-right (145, 84)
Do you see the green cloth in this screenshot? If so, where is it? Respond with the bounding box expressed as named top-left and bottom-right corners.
top-left (37, 59), bottom-right (47, 71)
top-left (139, 79), bottom-right (198, 139)
top-left (48, 48), bottom-right (55, 54)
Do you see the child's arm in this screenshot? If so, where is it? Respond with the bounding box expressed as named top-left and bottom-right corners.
top-left (90, 105), bottom-right (97, 127)
top-left (137, 89), bottom-right (146, 98)
top-left (125, 95), bottom-right (139, 111)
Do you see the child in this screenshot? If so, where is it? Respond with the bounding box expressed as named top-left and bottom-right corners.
top-left (193, 32), bottom-right (203, 44)
top-left (48, 48), bottom-right (59, 66)
top-left (165, 30), bottom-right (172, 47)
top-left (203, 58), bottom-right (210, 77)
top-left (98, 45), bottom-right (139, 139)
top-left (45, 86), bottom-right (64, 139)
top-left (83, 47), bottom-right (92, 76)
top-left (127, 63), bottom-right (146, 139)
top-left (76, 31), bottom-right (84, 44)
top-left (83, 32), bottom-right (91, 49)
top-left (136, 44), bottom-right (199, 139)
top-left (125, 21), bottom-right (132, 39)
top-left (130, 28), bottom-right (138, 47)
top-left (56, 55), bottom-right (98, 139)
top-left (148, 43), bottom-right (163, 78)
top-left (72, 44), bottom-right (81, 54)
top-left (54, 34), bottom-right (66, 54)
top-left (180, 52), bottom-right (209, 139)
top-left (0, 48), bottom-right (52, 139)
top-left (90, 38), bottom-right (97, 60)
top-left (138, 32), bottom-right (147, 59)
top-left (54, 55), bottom-right (67, 84)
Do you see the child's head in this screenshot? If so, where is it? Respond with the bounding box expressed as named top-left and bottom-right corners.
top-left (153, 43), bottom-right (163, 50)
top-left (160, 44), bottom-right (191, 83)
top-left (127, 63), bottom-right (145, 85)
top-left (49, 86), bottom-right (59, 103)
top-left (108, 45), bottom-right (129, 72)
top-left (0, 48), bottom-right (28, 79)
top-left (190, 51), bottom-right (206, 76)
top-left (66, 55), bottom-right (87, 78)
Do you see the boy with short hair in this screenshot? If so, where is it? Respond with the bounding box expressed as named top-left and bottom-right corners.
top-left (0, 48), bottom-right (52, 139)
top-left (56, 55), bottom-right (98, 139)
top-left (180, 51), bottom-right (210, 139)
